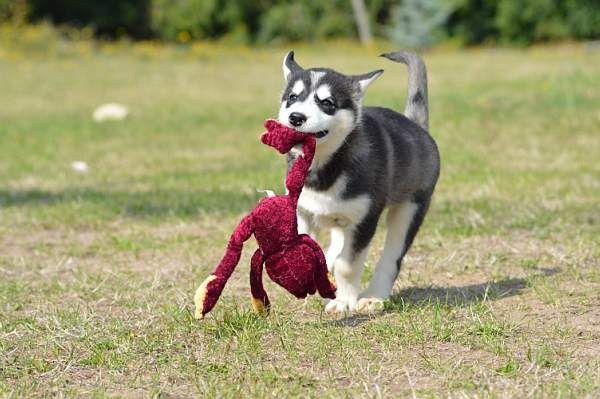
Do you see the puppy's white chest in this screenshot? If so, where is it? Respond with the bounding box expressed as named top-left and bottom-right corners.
top-left (298, 175), bottom-right (370, 227)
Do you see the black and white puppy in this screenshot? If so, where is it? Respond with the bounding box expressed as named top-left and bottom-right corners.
top-left (279, 51), bottom-right (440, 313)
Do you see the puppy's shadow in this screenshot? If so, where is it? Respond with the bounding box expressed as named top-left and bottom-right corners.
top-left (390, 267), bottom-right (559, 307)
top-left (328, 267), bottom-right (560, 327)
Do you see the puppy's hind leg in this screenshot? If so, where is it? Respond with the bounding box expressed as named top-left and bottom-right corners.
top-left (358, 199), bottom-right (428, 312)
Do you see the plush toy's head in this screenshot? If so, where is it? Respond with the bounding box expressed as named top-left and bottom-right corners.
top-left (261, 119), bottom-right (310, 154)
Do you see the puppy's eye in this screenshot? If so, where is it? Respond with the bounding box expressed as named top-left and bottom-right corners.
top-left (320, 98), bottom-right (335, 108)
top-left (288, 93), bottom-right (298, 101)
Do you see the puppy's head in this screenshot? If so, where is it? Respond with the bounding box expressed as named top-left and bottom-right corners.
top-left (278, 51), bottom-right (382, 144)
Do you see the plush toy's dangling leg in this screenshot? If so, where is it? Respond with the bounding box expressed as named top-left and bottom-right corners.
top-left (249, 248), bottom-right (270, 314)
top-left (300, 235), bottom-right (337, 299)
top-left (194, 214), bottom-right (254, 319)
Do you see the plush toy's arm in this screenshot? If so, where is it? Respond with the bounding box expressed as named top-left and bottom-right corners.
top-left (300, 235), bottom-right (336, 299)
top-left (249, 249), bottom-right (270, 314)
top-left (286, 138), bottom-right (316, 201)
top-left (194, 214), bottom-right (254, 319)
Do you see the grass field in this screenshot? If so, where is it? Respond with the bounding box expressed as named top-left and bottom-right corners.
top-left (1, 36), bottom-right (599, 397)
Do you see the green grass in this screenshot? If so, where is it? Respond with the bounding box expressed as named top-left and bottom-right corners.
top-left (0, 35), bottom-right (599, 397)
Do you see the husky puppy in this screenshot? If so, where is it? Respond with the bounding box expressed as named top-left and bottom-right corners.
top-left (278, 51), bottom-right (440, 313)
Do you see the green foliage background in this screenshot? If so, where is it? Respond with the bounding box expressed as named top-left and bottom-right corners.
top-left (0, 0), bottom-right (598, 45)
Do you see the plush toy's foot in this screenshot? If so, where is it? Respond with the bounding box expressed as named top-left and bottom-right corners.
top-left (194, 275), bottom-right (217, 319)
top-left (250, 297), bottom-right (270, 315)
top-left (356, 297), bottom-right (385, 313)
top-left (327, 273), bottom-right (336, 285)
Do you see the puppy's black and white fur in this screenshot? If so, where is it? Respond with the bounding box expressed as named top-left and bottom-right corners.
top-left (279, 51), bottom-right (440, 313)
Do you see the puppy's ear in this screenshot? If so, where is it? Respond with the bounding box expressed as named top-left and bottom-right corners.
top-left (353, 69), bottom-right (384, 96)
top-left (282, 51), bottom-right (303, 82)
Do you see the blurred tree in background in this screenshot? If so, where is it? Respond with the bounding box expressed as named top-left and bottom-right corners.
top-left (0, 0), bottom-right (598, 46)
top-left (388, 0), bottom-right (452, 48)
top-left (447, 0), bottom-right (600, 44)
top-left (27, 0), bottom-right (152, 38)
top-left (445, 0), bottom-right (499, 44)
top-left (0, 0), bottom-right (28, 24)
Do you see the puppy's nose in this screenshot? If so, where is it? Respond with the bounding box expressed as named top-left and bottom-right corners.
top-left (289, 112), bottom-right (307, 127)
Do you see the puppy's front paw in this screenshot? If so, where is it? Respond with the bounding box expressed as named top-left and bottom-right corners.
top-left (325, 296), bottom-right (357, 314)
top-left (356, 297), bottom-right (385, 313)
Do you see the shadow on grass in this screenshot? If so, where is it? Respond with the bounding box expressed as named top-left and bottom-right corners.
top-left (331, 267), bottom-right (560, 326)
top-left (390, 267), bottom-right (560, 307)
top-left (0, 188), bottom-right (257, 218)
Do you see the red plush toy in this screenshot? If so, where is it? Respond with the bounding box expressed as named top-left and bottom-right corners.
top-left (194, 119), bottom-right (336, 319)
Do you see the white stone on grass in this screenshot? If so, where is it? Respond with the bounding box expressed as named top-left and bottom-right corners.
top-left (92, 103), bottom-right (129, 122)
top-left (71, 161), bottom-right (89, 173)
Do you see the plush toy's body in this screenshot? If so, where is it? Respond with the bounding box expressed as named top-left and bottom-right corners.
top-left (195, 120), bottom-right (336, 319)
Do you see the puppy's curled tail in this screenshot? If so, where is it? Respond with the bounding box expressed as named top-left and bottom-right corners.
top-left (381, 51), bottom-right (429, 131)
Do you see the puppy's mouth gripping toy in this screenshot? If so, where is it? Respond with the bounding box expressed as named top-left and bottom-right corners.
top-left (194, 119), bottom-right (336, 319)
